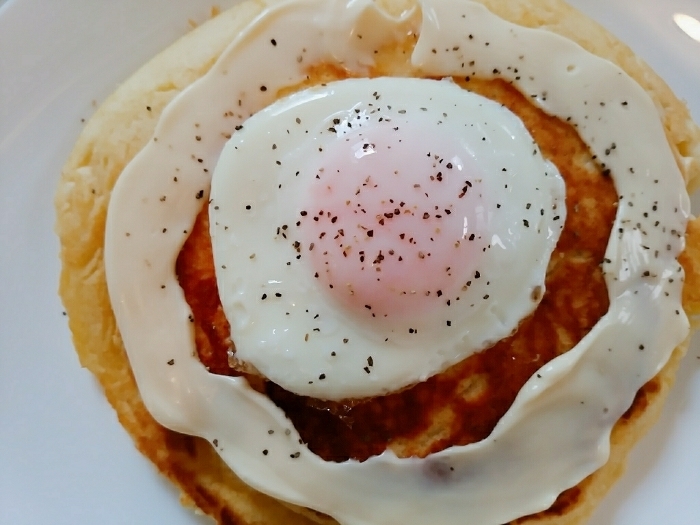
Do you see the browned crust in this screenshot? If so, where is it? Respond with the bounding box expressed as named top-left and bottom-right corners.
top-left (180, 75), bottom-right (618, 463)
top-left (55, 1), bottom-right (700, 524)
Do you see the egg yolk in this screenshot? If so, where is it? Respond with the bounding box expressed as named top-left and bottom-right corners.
top-left (300, 117), bottom-right (489, 326)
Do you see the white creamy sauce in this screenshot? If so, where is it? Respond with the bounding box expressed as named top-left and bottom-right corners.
top-left (104, 0), bottom-right (690, 524)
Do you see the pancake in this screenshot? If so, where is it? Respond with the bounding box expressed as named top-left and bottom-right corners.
top-left (55, 0), bottom-right (700, 523)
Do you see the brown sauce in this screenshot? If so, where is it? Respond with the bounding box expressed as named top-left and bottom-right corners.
top-left (175, 78), bottom-right (618, 463)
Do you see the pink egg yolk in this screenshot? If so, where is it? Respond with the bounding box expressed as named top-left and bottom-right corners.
top-left (299, 118), bottom-right (489, 325)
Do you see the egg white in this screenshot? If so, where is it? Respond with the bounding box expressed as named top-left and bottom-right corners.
top-left (209, 76), bottom-right (565, 400)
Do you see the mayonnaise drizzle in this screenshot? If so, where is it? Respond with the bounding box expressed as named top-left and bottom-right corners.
top-left (104, 0), bottom-right (690, 524)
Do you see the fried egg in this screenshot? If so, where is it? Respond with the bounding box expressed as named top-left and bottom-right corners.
top-left (209, 76), bottom-right (565, 400)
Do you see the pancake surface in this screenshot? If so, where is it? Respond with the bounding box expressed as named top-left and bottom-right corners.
top-left (56, 0), bottom-right (700, 523)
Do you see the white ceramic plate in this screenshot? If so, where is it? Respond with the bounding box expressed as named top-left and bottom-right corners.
top-left (2, 0), bottom-right (700, 523)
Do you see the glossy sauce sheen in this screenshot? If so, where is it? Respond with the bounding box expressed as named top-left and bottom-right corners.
top-left (177, 78), bottom-right (618, 462)
top-left (104, 1), bottom-right (690, 523)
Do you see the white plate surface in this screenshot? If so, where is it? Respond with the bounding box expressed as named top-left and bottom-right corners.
top-left (1, 0), bottom-right (700, 523)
